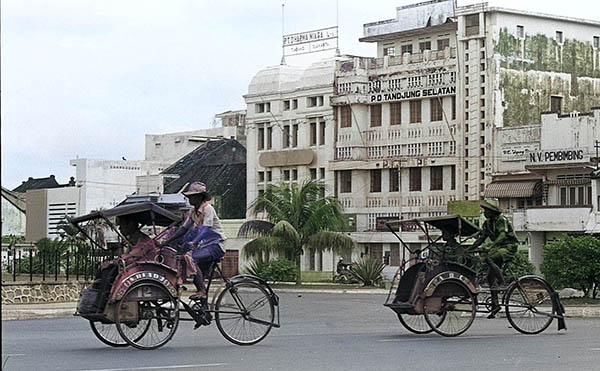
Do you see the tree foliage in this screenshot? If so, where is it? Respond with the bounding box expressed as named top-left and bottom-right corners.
top-left (241, 180), bottom-right (354, 284)
top-left (541, 236), bottom-right (600, 298)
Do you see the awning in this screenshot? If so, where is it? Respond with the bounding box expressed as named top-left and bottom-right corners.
top-left (484, 181), bottom-right (542, 198)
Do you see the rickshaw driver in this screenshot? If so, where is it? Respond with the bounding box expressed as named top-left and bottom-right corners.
top-left (470, 201), bottom-right (519, 318)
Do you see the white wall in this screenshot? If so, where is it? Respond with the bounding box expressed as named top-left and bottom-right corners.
top-left (1, 197), bottom-right (25, 236)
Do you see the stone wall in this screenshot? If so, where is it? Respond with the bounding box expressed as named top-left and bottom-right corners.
top-left (2, 281), bottom-right (88, 304)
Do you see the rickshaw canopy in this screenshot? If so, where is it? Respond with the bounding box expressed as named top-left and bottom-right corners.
top-left (386, 215), bottom-right (480, 237)
top-left (69, 202), bottom-right (181, 227)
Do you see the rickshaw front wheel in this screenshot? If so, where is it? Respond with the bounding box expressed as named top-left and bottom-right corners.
top-left (115, 281), bottom-right (180, 350)
top-left (89, 321), bottom-right (128, 347)
top-left (397, 312), bottom-right (445, 334)
top-left (505, 277), bottom-right (554, 335)
top-left (424, 280), bottom-right (477, 337)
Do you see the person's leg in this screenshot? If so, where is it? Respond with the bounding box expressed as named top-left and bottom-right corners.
top-left (485, 257), bottom-right (501, 318)
top-left (191, 245), bottom-right (224, 297)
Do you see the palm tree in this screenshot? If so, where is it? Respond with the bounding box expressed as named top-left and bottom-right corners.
top-left (238, 180), bottom-right (354, 285)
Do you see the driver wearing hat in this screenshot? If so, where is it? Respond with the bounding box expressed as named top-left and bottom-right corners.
top-left (471, 201), bottom-right (519, 318)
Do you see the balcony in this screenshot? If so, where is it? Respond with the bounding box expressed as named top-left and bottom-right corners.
top-left (510, 206), bottom-right (593, 232)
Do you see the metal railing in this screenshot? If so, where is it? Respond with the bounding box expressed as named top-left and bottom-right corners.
top-left (2, 243), bottom-right (120, 282)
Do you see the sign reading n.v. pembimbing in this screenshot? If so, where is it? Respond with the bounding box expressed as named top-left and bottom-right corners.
top-left (283, 26), bottom-right (338, 56)
top-left (369, 86), bottom-right (456, 103)
top-left (527, 148), bottom-right (590, 165)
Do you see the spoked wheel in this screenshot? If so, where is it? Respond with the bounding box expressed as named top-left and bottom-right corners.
top-left (115, 281), bottom-right (180, 350)
top-left (424, 280), bottom-right (477, 337)
top-left (397, 312), bottom-right (445, 334)
top-left (90, 321), bottom-right (128, 347)
top-left (215, 280), bottom-right (275, 345)
top-left (505, 277), bottom-right (554, 334)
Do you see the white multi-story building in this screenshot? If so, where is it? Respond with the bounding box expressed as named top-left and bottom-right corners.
top-left (329, 0), bottom-right (600, 267)
top-left (244, 60), bottom-right (340, 274)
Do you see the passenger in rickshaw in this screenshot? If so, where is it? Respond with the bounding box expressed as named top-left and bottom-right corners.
top-left (470, 201), bottom-right (519, 318)
top-left (116, 216), bottom-right (154, 261)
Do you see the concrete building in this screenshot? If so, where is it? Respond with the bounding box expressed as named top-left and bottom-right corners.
top-left (1, 187), bottom-right (26, 237)
top-left (327, 0), bottom-right (600, 268)
top-left (244, 59), bottom-right (340, 275)
top-left (25, 186), bottom-right (80, 242)
top-left (70, 158), bottom-right (171, 215)
top-left (144, 110), bottom-right (247, 164)
top-left (489, 108), bottom-right (600, 269)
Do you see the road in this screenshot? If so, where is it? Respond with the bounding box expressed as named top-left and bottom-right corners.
top-left (3, 292), bottom-right (600, 371)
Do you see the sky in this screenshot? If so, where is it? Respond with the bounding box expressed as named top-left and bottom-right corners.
top-left (2, 0), bottom-right (599, 190)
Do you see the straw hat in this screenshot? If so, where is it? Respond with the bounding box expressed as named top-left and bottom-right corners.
top-left (181, 182), bottom-right (207, 196)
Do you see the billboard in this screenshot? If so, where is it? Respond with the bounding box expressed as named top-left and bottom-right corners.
top-left (283, 26), bottom-right (338, 56)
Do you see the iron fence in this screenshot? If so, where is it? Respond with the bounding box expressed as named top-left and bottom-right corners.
top-left (1, 243), bottom-right (121, 282)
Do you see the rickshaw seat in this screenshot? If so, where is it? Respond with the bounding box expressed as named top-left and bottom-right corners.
top-left (394, 262), bottom-right (427, 303)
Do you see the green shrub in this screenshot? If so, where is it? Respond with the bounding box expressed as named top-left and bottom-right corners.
top-left (472, 250), bottom-right (536, 283)
top-left (260, 259), bottom-right (299, 283)
top-left (541, 236), bottom-right (600, 298)
top-left (244, 259), bottom-right (299, 283)
top-left (352, 257), bottom-right (385, 286)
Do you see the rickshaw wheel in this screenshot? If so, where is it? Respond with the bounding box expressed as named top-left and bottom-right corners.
top-left (424, 280), bottom-right (477, 337)
top-left (215, 280), bottom-right (275, 345)
top-left (115, 281), bottom-right (180, 350)
top-left (505, 277), bottom-right (554, 335)
top-left (90, 321), bottom-right (128, 347)
top-left (397, 313), bottom-right (445, 334)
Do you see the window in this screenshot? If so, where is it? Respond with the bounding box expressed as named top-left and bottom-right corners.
top-left (480, 110), bottom-right (485, 119)
top-left (292, 124), bottom-right (299, 147)
top-left (340, 105), bottom-right (352, 128)
top-left (401, 44), bottom-right (413, 55)
top-left (595, 36), bottom-right (600, 49)
top-left (560, 187), bottom-right (567, 205)
top-left (257, 126), bottom-right (264, 150)
top-left (556, 31), bottom-right (563, 44)
top-left (419, 41), bottom-right (431, 52)
top-left (481, 74), bottom-right (485, 83)
top-left (283, 169), bottom-right (290, 181)
top-left (383, 46), bottom-right (395, 56)
top-left (283, 125), bottom-right (290, 148)
top-left (465, 65), bottom-right (469, 73)
top-left (370, 169), bottom-right (382, 193)
top-left (389, 168), bottom-right (399, 192)
top-left (310, 122), bottom-right (317, 146)
top-left (430, 98), bottom-right (443, 122)
top-left (517, 25), bottom-right (524, 39)
top-left (310, 168), bottom-right (317, 180)
top-left (480, 135), bottom-right (485, 144)
top-left (319, 167), bottom-right (325, 179)
top-left (258, 171), bottom-right (264, 182)
top-left (480, 99), bottom-right (485, 107)
top-left (370, 104), bottom-right (382, 127)
top-left (551, 96), bottom-right (562, 114)
top-left (292, 99), bottom-right (298, 109)
top-left (267, 170), bottom-right (272, 181)
top-left (292, 169), bottom-right (298, 181)
top-left (451, 96), bottom-right (456, 120)
top-left (266, 127), bottom-right (272, 149)
top-left (409, 100), bottom-right (422, 123)
top-left (283, 100), bottom-right (290, 111)
top-left (437, 38), bottom-right (450, 50)
top-left (307, 96), bottom-right (324, 107)
top-left (255, 102), bottom-right (270, 113)
top-left (390, 102), bottom-right (402, 125)
top-left (430, 166), bottom-right (443, 191)
top-left (465, 14), bottom-right (479, 36)
top-left (480, 51), bottom-right (485, 59)
top-left (481, 62), bottom-right (485, 71)
top-left (450, 165), bottom-right (456, 190)
top-left (319, 121), bottom-right (326, 145)
top-left (409, 168), bottom-right (422, 192)
top-left (340, 170), bottom-right (352, 193)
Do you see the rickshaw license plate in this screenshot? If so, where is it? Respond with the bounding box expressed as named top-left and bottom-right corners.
top-left (125, 285), bottom-right (170, 301)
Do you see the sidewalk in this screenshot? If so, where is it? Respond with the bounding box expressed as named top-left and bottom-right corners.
top-left (3, 286), bottom-right (600, 320)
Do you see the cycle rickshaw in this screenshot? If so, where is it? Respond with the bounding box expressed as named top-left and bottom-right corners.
top-left (70, 198), bottom-right (280, 350)
top-left (383, 215), bottom-right (566, 337)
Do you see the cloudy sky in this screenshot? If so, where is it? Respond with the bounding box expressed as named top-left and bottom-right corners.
top-left (2, 0), bottom-right (598, 189)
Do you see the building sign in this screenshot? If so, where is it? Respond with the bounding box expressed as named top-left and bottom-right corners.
top-left (501, 143), bottom-right (538, 161)
top-left (527, 148), bottom-right (590, 165)
top-left (283, 26), bottom-right (338, 56)
top-left (369, 86), bottom-right (456, 103)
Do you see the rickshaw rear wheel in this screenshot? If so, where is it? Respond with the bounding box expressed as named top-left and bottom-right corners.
top-left (505, 277), bottom-right (554, 334)
top-left (90, 321), bottom-right (128, 347)
top-left (215, 280), bottom-right (275, 345)
top-left (424, 280), bottom-right (477, 337)
top-left (397, 312), bottom-right (445, 334)
top-left (115, 281), bottom-right (180, 350)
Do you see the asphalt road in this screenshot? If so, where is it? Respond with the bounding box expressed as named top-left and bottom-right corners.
top-left (3, 292), bottom-right (600, 371)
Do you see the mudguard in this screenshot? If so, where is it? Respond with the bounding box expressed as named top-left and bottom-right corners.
top-left (229, 274), bottom-right (279, 306)
top-left (110, 266), bottom-right (178, 302)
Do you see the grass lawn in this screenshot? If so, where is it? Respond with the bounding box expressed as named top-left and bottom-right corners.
top-left (560, 297), bottom-right (600, 306)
